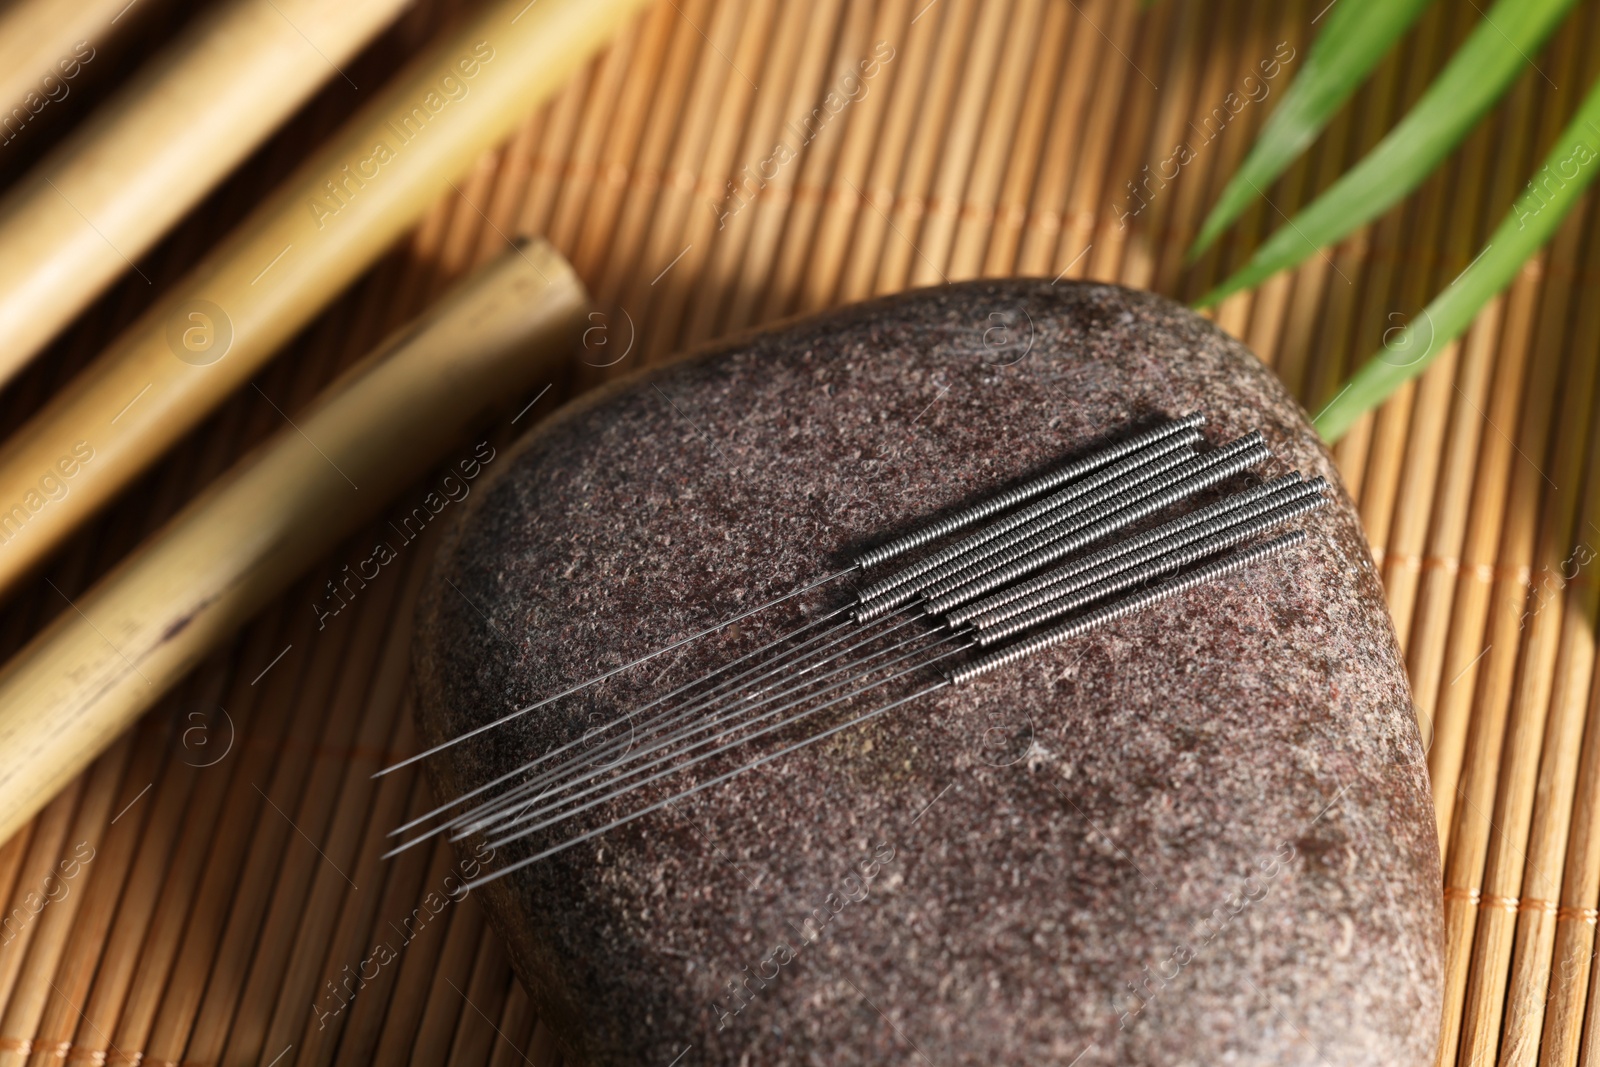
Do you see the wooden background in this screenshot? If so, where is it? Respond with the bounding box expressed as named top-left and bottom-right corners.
top-left (0, 0), bottom-right (1595, 1063)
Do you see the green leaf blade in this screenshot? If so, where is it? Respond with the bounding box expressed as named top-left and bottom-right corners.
top-left (1196, 0), bottom-right (1579, 308)
top-left (1189, 0), bottom-right (1434, 259)
top-left (1314, 75), bottom-right (1600, 441)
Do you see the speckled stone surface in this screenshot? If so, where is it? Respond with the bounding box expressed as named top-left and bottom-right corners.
top-left (412, 279), bottom-right (1442, 1066)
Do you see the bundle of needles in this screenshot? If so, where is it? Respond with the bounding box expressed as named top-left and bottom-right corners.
top-left (388, 413), bottom-right (1330, 888)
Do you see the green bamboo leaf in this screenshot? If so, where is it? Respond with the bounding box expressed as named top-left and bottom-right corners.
top-left (1195, 0), bottom-right (1579, 308)
top-left (1314, 75), bottom-right (1600, 441)
top-left (1189, 0), bottom-right (1434, 259)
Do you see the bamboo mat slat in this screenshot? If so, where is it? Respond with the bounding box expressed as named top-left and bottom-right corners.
top-left (2, 1), bottom-right (1599, 1064)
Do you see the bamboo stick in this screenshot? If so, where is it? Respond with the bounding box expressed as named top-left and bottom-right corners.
top-left (0, 0), bottom-right (134, 149)
top-left (115, 163), bottom-right (499, 1062)
top-left (1162, 0), bottom-right (1257, 312)
top-left (1351, 0), bottom-right (1473, 598)
top-left (1152, 0), bottom-right (1280, 324)
top-left (795, 0), bottom-right (914, 310)
top-left (216, 539), bottom-right (416, 1066)
top-left (566, 0), bottom-right (680, 287)
top-left (1010, 0), bottom-right (1096, 278)
top-left (629, 0), bottom-right (762, 363)
top-left (0, 0), bottom-right (413, 387)
top-left (1051, 0), bottom-right (1141, 283)
top-left (1084, 0), bottom-right (1172, 285)
top-left (1425, 268), bottom-right (1550, 847)
top-left (866, 0), bottom-right (979, 297)
top-left (1455, 257), bottom-right (1597, 1065)
top-left (680, 0), bottom-right (832, 345)
top-left (946, 0), bottom-right (1046, 282)
top-left (447, 927), bottom-right (513, 1066)
top-left (902, 0), bottom-right (1016, 289)
top-left (295, 713), bottom-right (422, 1067)
top-left (1230, 0), bottom-right (1309, 364)
top-left (487, 976), bottom-right (540, 1067)
top-left (1261, 98), bottom-right (1353, 402)
top-left (470, 112), bottom-right (545, 269)
top-left (0, 739), bottom-right (134, 1067)
top-left (1436, 244), bottom-right (1580, 1067)
top-left (0, 0), bottom-right (644, 600)
top-left (242, 254), bottom-right (461, 1050)
top-left (1556, 699), bottom-right (1600, 1067)
top-left (584, 0), bottom-right (721, 316)
top-left (835, 0), bottom-right (945, 302)
top-left (396, 892), bottom-right (486, 1065)
top-left (0, 242), bottom-right (586, 847)
top-left (321, 775), bottom-right (440, 1066)
top-left (90, 614), bottom-right (284, 1060)
top-left (0, 789), bottom-right (82, 1018)
top-left (977, 0), bottom-right (1071, 279)
top-left (1500, 365), bottom-right (1600, 1067)
top-left (542, 19), bottom-right (642, 259)
top-left (756, 0), bottom-right (877, 320)
top-left (515, 72), bottom-right (592, 244)
top-left (720, 0), bottom-right (849, 331)
top-left (1118, 0), bottom-right (1202, 294)
top-left (1493, 63), bottom-right (1600, 1067)
top-left (9, 717), bottom-right (171, 1067)
top-left (1400, 90), bottom-right (1536, 811)
top-left (1330, 0), bottom-right (1454, 511)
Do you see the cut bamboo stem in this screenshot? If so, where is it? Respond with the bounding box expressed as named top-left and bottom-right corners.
top-left (0, 0), bottom-right (645, 600)
top-left (0, 243), bottom-right (587, 847)
top-left (0, 0), bottom-right (413, 386)
top-left (0, 0), bottom-right (135, 150)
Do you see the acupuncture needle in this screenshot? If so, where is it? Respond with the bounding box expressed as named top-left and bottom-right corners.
top-left (462, 503), bottom-right (1323, 840)
top-left (969, 497), bottom-right (1328, 642)
top-left (466, 634), bottom-right (966, 847)
top-left (407, 627), bottom-right (960, 853)
top-left (882, 436), bottom-right (1270, 616)
top-left (450, 452), bottom-right (1265, 839)
top-left (955, 479), bottom-right (1327, 629)
top-left (473, 495), bottom-right (1324, 831)
top-left (419, 438), bottom-right (1280, 838)
top-left (941, 472), bottom-right (1307, 624)
top-left (376, 413), bottom-right (1206, 777)
top-left (434, 614), bottom-right (935, 843)
top-left (457, 615), bottom-right (951, 832)
top-left (388, 609), bottom-right (859, 840)
top-left (390, 608), bottom-right (926, 849)
top-left (459, 531), bottom-right (1305, 889)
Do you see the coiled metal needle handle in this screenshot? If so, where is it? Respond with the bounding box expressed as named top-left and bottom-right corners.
top-left (851, 412), bottom-right (1204, 570)
top-left (946, 530), bottom-right (1307, 685)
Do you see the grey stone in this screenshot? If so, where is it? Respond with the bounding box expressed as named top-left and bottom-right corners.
top-left (412, 279), bottom-right (1443, 1066)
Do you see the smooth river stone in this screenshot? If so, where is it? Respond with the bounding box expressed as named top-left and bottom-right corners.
top-left (412, 279), bottom-right (1442, 1066)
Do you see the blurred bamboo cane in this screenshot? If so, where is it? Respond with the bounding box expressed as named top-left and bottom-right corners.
top-left (0, 0), bottom-right (648, 597)
top-left (0, 0), bottom-right (414, 384)
top-left (0, 0), bottom-right (130, 145)
top-left (0, 240), bottom-right (587, 846)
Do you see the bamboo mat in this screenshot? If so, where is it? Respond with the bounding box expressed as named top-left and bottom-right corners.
top-left (0, 0), bottom-right (1594, 1063)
